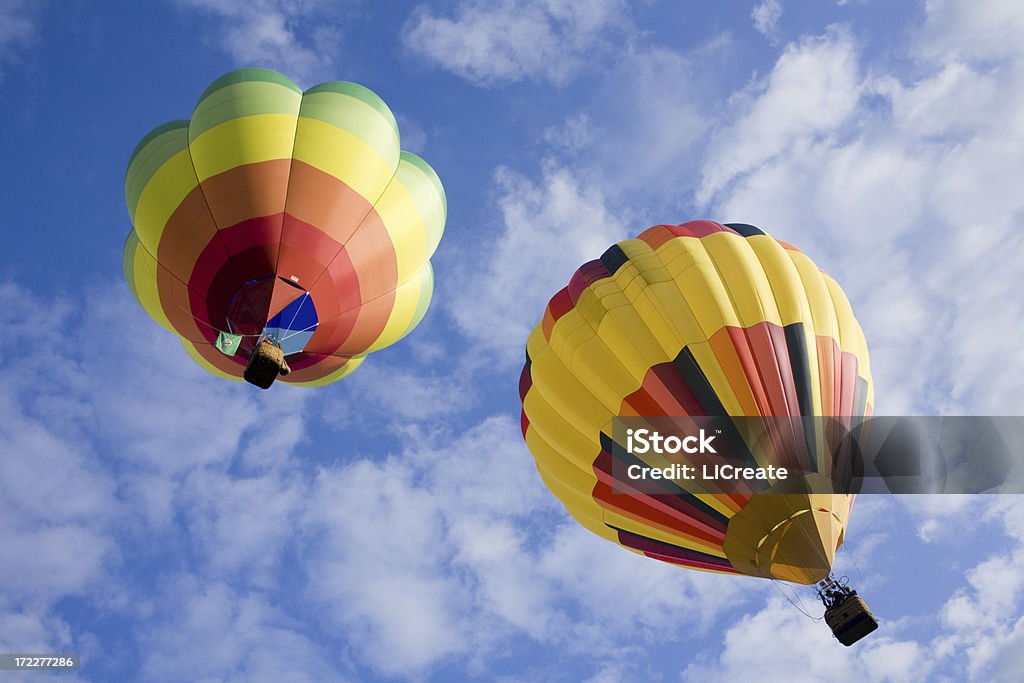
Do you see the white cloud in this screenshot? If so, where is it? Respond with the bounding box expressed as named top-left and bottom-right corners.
top-left (172, 0), bottom-right (351, 84)
top-left (403, 0), bottom-right (630, 85)
top-left (0, 0), bottom-right (38, 80)
top-left (687, 497), bottom-right (1024, 683)
top-left (0, 281), bottom-right (315, 668)
top-left (752, 0), bottom-right (783, 43)
top-left (140, 579), bottom-right (344, 683)
top-left (915, 0), bottom-right (1024, 63)
top-left (320, 361), bottom-right (474, 430)
top-left (543, 113), bottom-right (594, 153)
top-left (696, 5), bottom-right (1024, 415)
top-left (584, 45), bottom-right (713, 203)
top-left (684, 597), bottom-right (934, 683)
top-left (447, 163), bottom-right (629, 366)
top-left (698, 28), bottom-right (862, 205)
top-left (302, 414), bottom-right (751, 677)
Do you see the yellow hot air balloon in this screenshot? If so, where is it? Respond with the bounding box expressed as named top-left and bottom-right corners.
top-left (124, 68), bottom-right (445, 388)
top-left (519, 220), bottom-right (878, 645)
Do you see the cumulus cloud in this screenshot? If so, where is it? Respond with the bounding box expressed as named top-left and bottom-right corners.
top-left (447, 163), bottom-right (629, 366)
top-left (686, 497), bottom-right (1024, 683)
top-left (403, 0), bottom-right (630, 85)
top-left (697, 28), bottom-right (862, 206)
top-left (319, 360), bottom-right (474, 431)
top-left (0, 0), bottom-right (38, 80)
top-left (684, 597), bottom-right (933, 683)
top-left (695, 3), bottom-right (1024, 415)
top-left (752, 0), bottom-right (783, 43)
top-left (139, 579), bottom-right (343, 683)
top-left (302, 415), bottom-right (751, 677)
top-left (0, 281), bottom-right (319, 677)
top-left (172, 0), bottom-right (352, 84)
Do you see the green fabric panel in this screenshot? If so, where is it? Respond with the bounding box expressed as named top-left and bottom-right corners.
top-left (197, 68), bottom-right (302, 104)
top-left (405, 264), bottom-right (435, 339)
top-left (398, 151), bottom-right (447, 217)
top-left (189, 76), bottom-right (302, 142)
top-left (126, 119), bottom-right (189, 170)
top-left (395, 152), bottom-right (447, 255)
top-left (124, 121), bottom-right (189, 220)
top-left (298, 89), bottom-right (399, 163)
top-left (303, 81), bottom-right (398, 135)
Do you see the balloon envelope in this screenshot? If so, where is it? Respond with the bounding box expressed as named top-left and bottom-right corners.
top-left (519, 221), bottom-right (873, 584)
top-left (124, 68), bottom-right (446, 386)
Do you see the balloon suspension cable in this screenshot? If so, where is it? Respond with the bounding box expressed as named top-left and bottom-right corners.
top-left (815, 574), bottom-right (854, 609)
top-left (839, 540), bottom-right (867, 588)
top-left (772, 579), bottom-right (823, 622)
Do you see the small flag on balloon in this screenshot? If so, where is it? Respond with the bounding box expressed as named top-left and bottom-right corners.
top-left (216, 331), bottom-right (243, 356)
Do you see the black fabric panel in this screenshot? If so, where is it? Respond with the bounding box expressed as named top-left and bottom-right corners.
top-left (783, 323), bottom-right (814, 418)
top-left (599, 244), bottom-right (630, 275)
top-left (672, 347), bottom-right (729, 416)
top-left (854, 375), bottom-right (869, 418)
top-left (724, 222), bottom-right (765, 237)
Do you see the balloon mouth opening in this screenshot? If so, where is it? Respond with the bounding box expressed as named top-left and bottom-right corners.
top-left (224, 276), bottom-right (320, 360)
top-left (722, 476), bottom-right (849, 585)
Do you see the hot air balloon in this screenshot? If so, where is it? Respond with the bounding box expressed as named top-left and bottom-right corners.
top-left (519, 220), bottom-right (878, 645)
top-left (124, 68), bottom-right (445, 388)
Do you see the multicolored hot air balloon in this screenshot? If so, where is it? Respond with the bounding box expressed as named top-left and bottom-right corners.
top-left (519, 221), bottom-right (875, 591)
top-left (124, 68), bottom-right (445, 388)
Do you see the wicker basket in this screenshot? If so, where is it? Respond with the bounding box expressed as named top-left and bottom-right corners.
top-left (824, 595), bottom-right (878, 646)
top-left (244, 339), bottom-right (289, 389)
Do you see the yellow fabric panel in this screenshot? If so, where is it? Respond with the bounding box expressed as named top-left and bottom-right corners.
top-left (522, 375), bottom-right (604, 466)
top-left (752, 237), bottom-right (825, 416)
top-left (788, 250), bottom-right (840, 341)
top-left (825, 276), bottom-right (870, 370)
top-left (298, 90), bottom-right (400, 164)
top-left (526, 431), bottom-right (622, 547)
top-left (595, 303), bottom-right (672, 378)
top-left (397, 153), bottom-right (446, 257)
top-left (291, 117), bottom-right (395, 203)
top-left (544, 311), bottom-right (636, 413)
top-left (660, 235), bottom-right (711, 276)
top-left (126, 125), bottom-right (190, 222)
top-left (568, 335), bottom-right (645, 411)
top-left (373, 167), bottom-right (430, 282)
top-left (132, 149), bottom-right (201, 255)
top-left (642, 280), bottom-right (707, 348)
top-left (625, 285), bottom-right (693, 357)
top-left (702, 232), bottom-right (783, 327)
top-left (181, 341), bottom-right (241, 382)
top-left (675, 259), bottom-right (741, 335)
top-left (528, 429), bottom-right (600, 493)
top-left (365, 265), bottom-right (431, 352)
top-left (129, 238), bottom-right (175, 333)
top-left (188, 114), bottom-right (298, 181)
top-left (746, 235), bottom-right (809, 325)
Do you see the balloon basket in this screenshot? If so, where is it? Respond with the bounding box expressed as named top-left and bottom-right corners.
top-left (824, 594), bottom-right (878, 646)
top-left (244, 339), bottom-right (290, 389)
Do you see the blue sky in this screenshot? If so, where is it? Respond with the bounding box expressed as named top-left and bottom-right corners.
top-left (1, 0), bottom-right (1023, 681)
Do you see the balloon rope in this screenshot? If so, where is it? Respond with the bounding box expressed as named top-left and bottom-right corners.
top-left (771, 579), bottom-right (823, 622)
